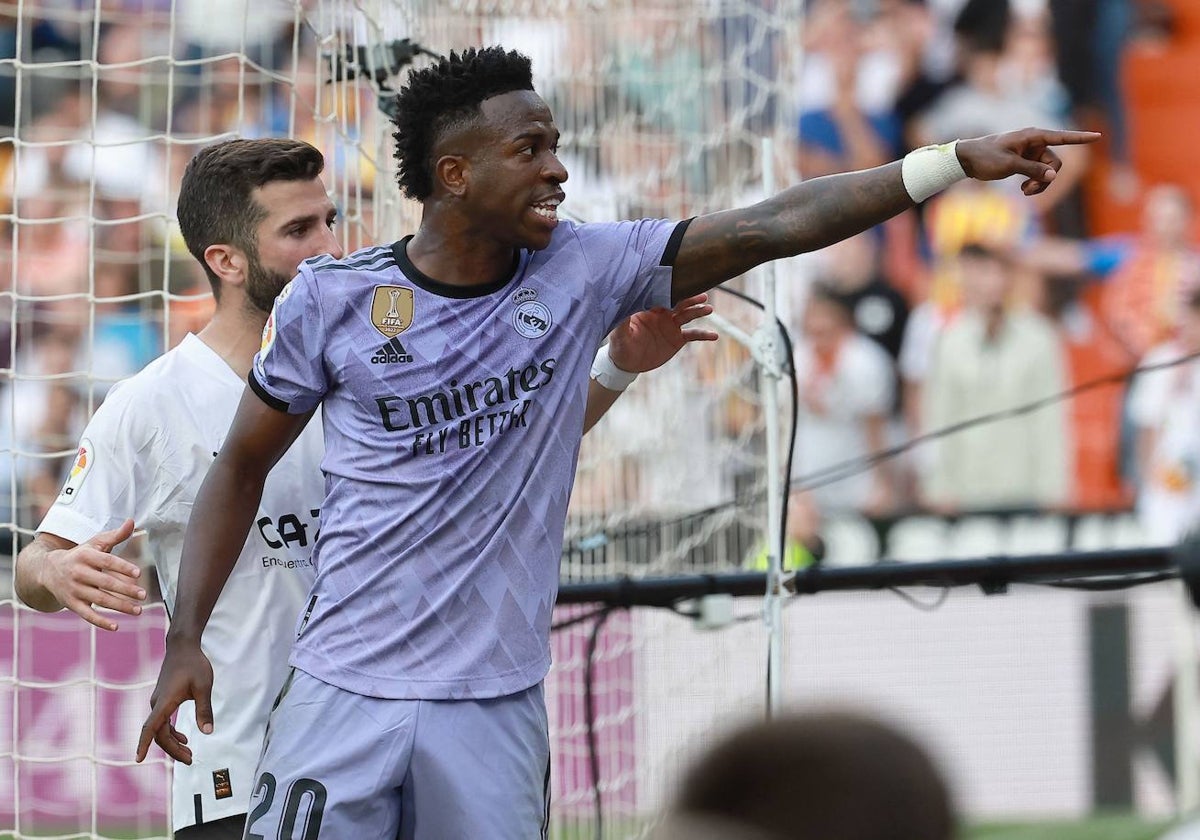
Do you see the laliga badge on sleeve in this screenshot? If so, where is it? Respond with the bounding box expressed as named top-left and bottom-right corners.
top-left (256, 307), bottom-right (278, 381)
top-left (58, 439), bottom-right (94, 505)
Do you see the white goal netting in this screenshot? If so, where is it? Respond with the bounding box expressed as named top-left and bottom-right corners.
top-left (0, 1), bottom-right (801, 837)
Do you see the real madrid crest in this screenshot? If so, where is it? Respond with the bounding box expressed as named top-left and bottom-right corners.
top-left (511, 287), bottom-right (552, 338)
top-left (371, 285), bottom-right (414, 338)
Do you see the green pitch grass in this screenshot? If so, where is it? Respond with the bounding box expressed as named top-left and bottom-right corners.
top-left (969, 815), bottom-right (1175, 840)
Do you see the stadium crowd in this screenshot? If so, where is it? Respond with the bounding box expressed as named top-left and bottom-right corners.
top-left (0, 0), bottom-right (1195, 571)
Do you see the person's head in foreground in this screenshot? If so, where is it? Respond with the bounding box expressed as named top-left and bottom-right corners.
top-left (657, 710), bottom-right (956, 840)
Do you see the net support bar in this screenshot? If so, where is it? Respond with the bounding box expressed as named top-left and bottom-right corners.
top-left (556, 543), bottom-right (1193, 607)
top-left (756, 135), bottom-right (786, 718)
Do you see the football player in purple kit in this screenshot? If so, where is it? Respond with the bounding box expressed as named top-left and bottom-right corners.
top-left (138, 47), bottom-right (1098, 838)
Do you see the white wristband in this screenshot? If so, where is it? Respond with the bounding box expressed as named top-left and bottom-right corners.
top-left (590, 343), bottom-right (639, 392)
top-left (901, 140), bottom-right (967, 203)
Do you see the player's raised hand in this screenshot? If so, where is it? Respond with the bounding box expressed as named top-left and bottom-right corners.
top-left (955, 128), bottom-right (1101, 196)
top-left (136, 640), bottom-right (214, 765)
top-left (39, 519), bottom-right (144, 631)
top-left (608, 293), bottom-right (717, 374)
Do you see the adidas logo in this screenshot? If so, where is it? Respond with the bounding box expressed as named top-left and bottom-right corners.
top-left (370, 336), bottom-right (413, 364)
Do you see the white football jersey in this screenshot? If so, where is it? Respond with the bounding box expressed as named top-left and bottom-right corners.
top-left (38, 333), bottom-right (324, 831)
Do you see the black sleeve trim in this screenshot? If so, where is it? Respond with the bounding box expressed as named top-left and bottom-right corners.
top-left (659, 217), bottom-right (695, 267)
top-left (247, 369), bottom-right (292, 413)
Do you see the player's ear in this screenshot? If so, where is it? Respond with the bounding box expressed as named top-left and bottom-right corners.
top-left (203, 243), bottom-right (249, 290)
top-left (435, 154), bottom-right (468, 198)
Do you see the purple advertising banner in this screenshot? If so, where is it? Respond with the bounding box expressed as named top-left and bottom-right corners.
top-left (1, 604), bottom-right (171, 837)
top-left (548, 608), bottom-right (637, 819)
top-left (1, 602), bottom-right (634, 836)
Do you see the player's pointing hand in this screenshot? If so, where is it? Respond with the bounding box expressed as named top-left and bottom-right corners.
top-left (136, 639), bottom-right (214, 765)
top-left (955, 127), bottom-right (1101, 196)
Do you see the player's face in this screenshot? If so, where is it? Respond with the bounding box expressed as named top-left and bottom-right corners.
top-left (467, 90), bottom-right (568, 251)
top-left (245, 177), bottom-right (341, 312)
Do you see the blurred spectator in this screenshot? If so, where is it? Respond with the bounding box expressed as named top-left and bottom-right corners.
top-left (795, 0), bottom-right (902, 178)
top-left (0, 322), bottom-right (79, 536)
top-left (1128, 287), bottom-right (1200, 544)
top-left (815, 231), bottom-right (910, 391)
top-left (15, 79), bottom-right (167, 212)
top-left (175, 0), bottom-right (294, 68)
top-left (745, 491), bottom-right (824, 572)
top-left (1024, 183), bottom-right (1200, 362)
top-left (653, 710), bottom-right (956, 840)
top-left (609, 15), bottom-right (709, 205)
top-left (79, 258), bottom-right (162, 403)
top-left (913, 0), bottom-right (1088, 233)
top-left (921, 241), bottom-right (1070, 512)
top-left (795, 0), bottom-right (924, 297)
top-left (5, 190), bottom-right (90, 302)
top-left (613, 15), bottom-right (706, 139)
top-left (884, 0), bottom-right (958, 149)
top-left (793, 282), bottom-right (895, 516)
top-left (1023, 182), bottom-right (1200, 492)
top-left (1102, 184), bottom-right (1200, 361)
top-left (899, 179), bottom-right (1037, 445)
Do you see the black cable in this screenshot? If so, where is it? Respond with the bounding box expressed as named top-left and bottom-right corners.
top-left (710, 285), bottom-right (801, 565)
top-left (786, 348), bottom-right (1200, 497)
top-left (888, 585), bottom-right (952, 611)
top-left (583, 608), bottom-right (614, 840)
top-left (1033, 571), bottom-right (1178, 591)
top-left (711, 284), bottom-right (802, 709)
top-left (550, 606), bottom-right (611, 632)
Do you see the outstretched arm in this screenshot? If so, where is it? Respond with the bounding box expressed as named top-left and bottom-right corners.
top-left (583, 294), bottom-right (717, 433)
top-left (15, 521), bottom-right (143, 630)
top-left (670, 128), bottom-right (1101, 303)
top-left (136, 393), bottom-right (313, 765)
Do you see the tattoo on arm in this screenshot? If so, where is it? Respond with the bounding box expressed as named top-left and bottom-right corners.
top-left (671, 161), bottom-right (912, 303)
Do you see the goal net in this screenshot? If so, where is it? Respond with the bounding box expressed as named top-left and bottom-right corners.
top-left (1, 0), bottom-right (802, 836)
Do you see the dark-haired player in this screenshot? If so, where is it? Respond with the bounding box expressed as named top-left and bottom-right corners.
top-left (138, 47), bottom-right (1098, 838)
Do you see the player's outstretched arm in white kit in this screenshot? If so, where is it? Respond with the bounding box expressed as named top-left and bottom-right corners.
top-left (15, 519), bottom-right (145, 631)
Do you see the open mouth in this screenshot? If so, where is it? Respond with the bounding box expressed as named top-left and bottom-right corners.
top-left (531, 197), bottom-right (561, 223)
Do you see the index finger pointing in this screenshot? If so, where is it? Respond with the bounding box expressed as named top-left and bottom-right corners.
top-left (1033, 129), bottom-right (1101, 146)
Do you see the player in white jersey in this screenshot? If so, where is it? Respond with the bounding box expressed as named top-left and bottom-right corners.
top-left (14, 138), bottom-right (340, 838)
top-left (18, 136), bottom-right (712, 838)
top-left (136, 48), bottom-right (1097, 839)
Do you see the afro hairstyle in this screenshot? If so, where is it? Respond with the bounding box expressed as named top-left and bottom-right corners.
top-left (391, 46), bottom-right (535, 201)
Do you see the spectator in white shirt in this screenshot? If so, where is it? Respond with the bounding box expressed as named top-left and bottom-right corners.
top-left (793, 282), bottom-right (896, 516)
top-left (921, 241), bottom-right (1070, 512)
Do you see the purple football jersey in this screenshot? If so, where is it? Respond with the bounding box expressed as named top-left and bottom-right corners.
top-left (250, 219), bottom-right (685, 699)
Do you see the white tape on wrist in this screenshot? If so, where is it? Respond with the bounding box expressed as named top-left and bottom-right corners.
top-left (591, 343), bottom-right (639, 392)
top-left (901, 140), bottom-right (967, 203)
